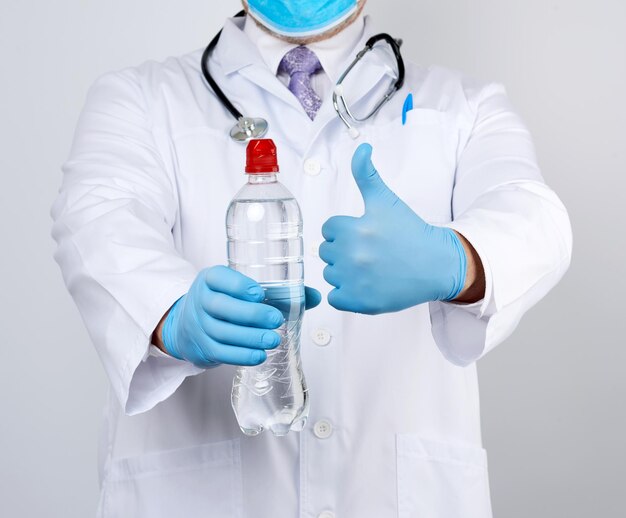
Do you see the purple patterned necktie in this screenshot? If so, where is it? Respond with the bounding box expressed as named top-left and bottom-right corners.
top-left (278, 46), bottom-right (323, 120)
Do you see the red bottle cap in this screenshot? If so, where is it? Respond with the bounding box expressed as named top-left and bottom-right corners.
top-left (245, 138), bottom-right (280, 174)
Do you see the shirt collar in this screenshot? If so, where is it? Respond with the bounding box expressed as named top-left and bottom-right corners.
top-left (243, 14), bottom-right (366, 84)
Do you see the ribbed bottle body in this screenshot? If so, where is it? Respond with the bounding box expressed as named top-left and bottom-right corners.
top-left (226, 175), bottom-right (308, 436)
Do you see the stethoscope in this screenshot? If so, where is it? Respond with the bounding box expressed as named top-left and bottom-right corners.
top-left (201, 10), bottom-right (405, 142)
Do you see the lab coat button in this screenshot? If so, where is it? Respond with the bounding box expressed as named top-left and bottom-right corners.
top-left (318, 512), bottom-right (335, 518)
top-left (311, 328), bottom-right (332, 346)
top-left (313, 419), bottom-right (333, 439)
top-left (303, 158), bottom-right (322, 176)
top-left (309, 243), bottom-right (320, 257)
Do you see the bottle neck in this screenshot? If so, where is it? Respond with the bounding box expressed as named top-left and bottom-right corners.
top-left (247, 173), bottom-right (277, 184)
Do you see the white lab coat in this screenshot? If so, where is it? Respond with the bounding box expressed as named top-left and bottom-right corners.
top-left (51, 15), bottom-right (572, 518)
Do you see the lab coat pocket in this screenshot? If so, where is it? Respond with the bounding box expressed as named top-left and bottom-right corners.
top-left (396, 434), bottom-right (492, 518)
top-left (100, 439), bottom-right (243, 518)
top-left (353, 108), bottom-right (457, 222)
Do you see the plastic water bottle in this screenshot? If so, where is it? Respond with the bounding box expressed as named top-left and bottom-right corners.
top-left (226, 139), bottom-right (309, 437)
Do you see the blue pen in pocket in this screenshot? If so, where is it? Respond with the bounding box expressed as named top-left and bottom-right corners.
top-left (402, 93), bottom-right (413, 125)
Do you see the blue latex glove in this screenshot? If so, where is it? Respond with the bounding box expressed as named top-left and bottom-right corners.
top-left (162, 266), bottom-right (321, 367)
top-left (319, 143), bottom-right (467, 315)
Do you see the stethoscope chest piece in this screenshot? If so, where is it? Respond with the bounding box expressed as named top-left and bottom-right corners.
top-left (230, 117), bottom-right (269, 142)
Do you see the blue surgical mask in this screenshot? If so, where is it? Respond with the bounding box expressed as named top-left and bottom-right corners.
top-left (247, 0), bottom-right (359, 38)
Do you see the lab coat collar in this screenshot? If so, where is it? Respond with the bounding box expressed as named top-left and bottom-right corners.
top-left (213, 16), bottom-right (265, 76)
top-left (311, 17), bottom-right (367, 85)
top-left (212, 14), bottom-right (396, 142)
top-left (214, 14), bottom-right (380, 84)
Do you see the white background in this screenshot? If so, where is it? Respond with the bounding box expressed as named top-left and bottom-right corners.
top-left (1, 1), bottom-right (624, 516)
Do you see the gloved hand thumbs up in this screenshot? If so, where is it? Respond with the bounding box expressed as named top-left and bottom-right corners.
top-left (351, 143), bottom-right (398, 211)
top-left (319, 142), bottom-right (468, 314)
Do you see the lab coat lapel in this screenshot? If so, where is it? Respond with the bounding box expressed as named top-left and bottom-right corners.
top-left (213, 17), bottom-right (308, 115)
top-left (237, 66), bottom-right (304, 114)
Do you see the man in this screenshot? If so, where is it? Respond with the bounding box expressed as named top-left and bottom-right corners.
top-left (51, 0), bottom-right (572, 516)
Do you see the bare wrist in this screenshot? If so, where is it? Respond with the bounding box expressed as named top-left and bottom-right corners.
top-left (151, 310), bottom-right (170, 354)
top-left (452, 231), bottom-right (486, 304)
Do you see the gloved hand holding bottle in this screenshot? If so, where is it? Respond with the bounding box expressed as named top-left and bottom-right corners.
top-left (158, 265), bottom-right (321, 367)
top-left (319, 143), bottom-right (475, 314)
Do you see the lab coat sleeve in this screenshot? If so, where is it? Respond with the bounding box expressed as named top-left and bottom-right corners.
top-left (428, 82), bottom-right (573, 366)
top-left (51, 69), bottom-right (204, 416)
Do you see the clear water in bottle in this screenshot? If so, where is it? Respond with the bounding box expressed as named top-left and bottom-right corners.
top-left (226, 139), bottom-right (309, 437)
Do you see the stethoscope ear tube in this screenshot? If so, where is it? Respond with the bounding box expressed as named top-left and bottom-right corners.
top-left (333, 32), bottom-right (406, 138)
top-left (364, 33), bottom-right (405, 91)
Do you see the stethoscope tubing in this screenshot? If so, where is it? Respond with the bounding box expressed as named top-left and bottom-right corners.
top-left (200, 11), bottom-right (405, 139)
top-left (201, 10), bottom-right (247, 121)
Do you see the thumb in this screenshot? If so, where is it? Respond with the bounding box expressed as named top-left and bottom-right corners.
top-left (351, 143), bottom-right (394, 209)
top-left (304, 286), bottom-right (322, 310)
